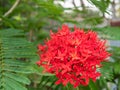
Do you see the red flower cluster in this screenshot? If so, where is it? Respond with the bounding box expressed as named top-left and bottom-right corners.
top-left (36, 25), bottom-right (110, 87)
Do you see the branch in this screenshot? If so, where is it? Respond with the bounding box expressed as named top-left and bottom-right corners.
top-left (4, 0), bottom-right (20, 17)
top-left (80, 0), bottom-right (85, 11)
top-left (0, 0), bottom-right (20, 21)
top-left (72, 0), bottom-right (78, 10)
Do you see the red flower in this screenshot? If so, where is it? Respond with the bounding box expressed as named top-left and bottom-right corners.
top-left (36, 25), bottom-right (110, 87)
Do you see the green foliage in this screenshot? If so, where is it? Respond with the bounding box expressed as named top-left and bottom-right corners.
top-left (107, 47), bottom-right (120, 90)
top-left (100, 62), bottom-right (113, 81)
top-left (0, 0), bottom-right (65, 30)
top-left (110, 47), bottom-right (120, 74)
top-left (35, 76), bottom-right (98, 90)
top-left (83, 16), bottom-right (103, 25)
top-left (0, 0), bottom-right (120, 90)
top-left (87, 0), bottom-right (110, 14)
top-left (92, 27), bottom-right (120, 40)
top-left (0, 29), bottom-right (36, 90)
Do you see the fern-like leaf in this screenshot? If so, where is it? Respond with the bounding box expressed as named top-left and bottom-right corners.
top-left (0, 29), bottom-right (36, 90)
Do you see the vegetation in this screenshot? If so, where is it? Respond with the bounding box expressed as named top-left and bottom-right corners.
top-left (0, 0), bottom-right (120, 90)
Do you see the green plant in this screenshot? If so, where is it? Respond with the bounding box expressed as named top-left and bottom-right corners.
top-left (0, 29), bottom-right (36, 90)
top-left (87, 0), bottom-right (110, 17)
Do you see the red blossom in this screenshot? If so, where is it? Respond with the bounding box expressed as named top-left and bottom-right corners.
top-left (36, 25), bottom-right (110, 88)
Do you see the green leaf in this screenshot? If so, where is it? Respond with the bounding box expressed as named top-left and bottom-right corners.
top-left (4, 66), bottom-right (34, 74)
top-left (118, 78), bottom-right (120, 90)
top-left (114, 62), bottom-right (120, 74)
top-left (0, 29), bottom-right (36, 90)
top-left (4, 72), bottom-right (31, 85)
top-left (5, 77), bottom-right (27, 90)
top-left (89, 79), bottom-right (98, 90)
top-left (4, 59), bottom-right (30, 67)
top-left (87, 0), bottom-right (110, 13)
top-left (100, 62), bottom-right (113, 81)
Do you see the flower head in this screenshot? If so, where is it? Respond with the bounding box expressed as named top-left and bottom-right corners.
top-left (36, 25), bottom-right (110, 87)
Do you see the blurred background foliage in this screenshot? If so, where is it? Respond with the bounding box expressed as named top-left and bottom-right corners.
top-left (0, 0), bottom-right (120, 90)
